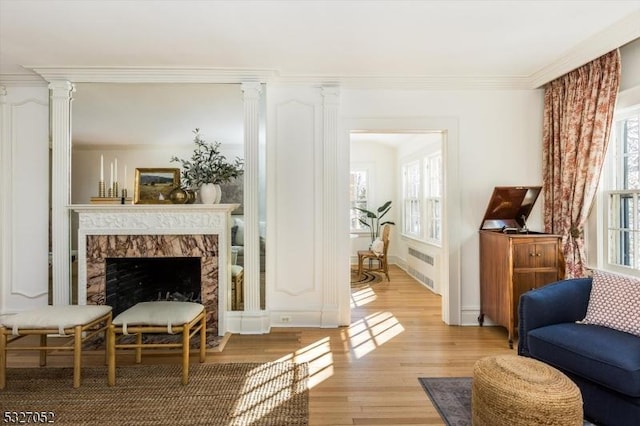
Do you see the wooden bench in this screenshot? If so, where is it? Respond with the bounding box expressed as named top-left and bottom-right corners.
top-left (0, 305), bottom-right (112, 388)
top-left (107, 301), bottom-right (206, 386)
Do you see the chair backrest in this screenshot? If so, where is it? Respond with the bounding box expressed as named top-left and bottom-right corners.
top-left (381, 224), bottom-right (391, 256)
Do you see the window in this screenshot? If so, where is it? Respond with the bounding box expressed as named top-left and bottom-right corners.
top-left (350, 169), bottom-right (369, 231)
top-left (401, 151), bottom-right (442, 244)
top-left (604, 107), bottom-right (640, 271)
top-left (403, 161), bottom-right (421, 237)
top-left (425, 153), bottom-right (442, 242)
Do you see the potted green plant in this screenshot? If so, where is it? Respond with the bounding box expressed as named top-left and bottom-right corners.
top-left (352, 200), bottom-right (395, 244)
top-left (170, 128), bottom-right (244, 203)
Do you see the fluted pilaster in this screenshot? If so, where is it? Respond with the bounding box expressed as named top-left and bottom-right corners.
top-left (321, 87), bottom-right (340, 326)
top-left (49, 81), bottom-right (74, 305)
top-left (241, 82), bottom-right (262, 314)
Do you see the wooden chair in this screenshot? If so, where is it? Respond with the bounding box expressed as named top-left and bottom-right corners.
top-left (357, 224), bottom-right (391, 281)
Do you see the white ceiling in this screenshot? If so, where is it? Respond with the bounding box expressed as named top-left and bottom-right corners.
top-left (1, 0), bottom-right (639, 88)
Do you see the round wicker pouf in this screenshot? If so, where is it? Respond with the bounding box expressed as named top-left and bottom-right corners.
top-left (472, 355), bottom-right (583, 426)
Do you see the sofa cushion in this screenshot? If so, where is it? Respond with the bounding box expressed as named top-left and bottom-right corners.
top-left (579, 270), bottom-right (640, 337)
top-left (527, 322), bottom-right (640, 397)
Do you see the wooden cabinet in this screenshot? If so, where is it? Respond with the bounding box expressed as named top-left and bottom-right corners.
top-left (478, 230), bottom-right (564, 348)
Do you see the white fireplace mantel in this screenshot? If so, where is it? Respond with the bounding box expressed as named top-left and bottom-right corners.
top-left (69, 203), bottom-right (239, 335)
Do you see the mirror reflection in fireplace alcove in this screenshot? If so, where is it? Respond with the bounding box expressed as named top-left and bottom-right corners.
top-left (63, 82), bottom-right (266, 310)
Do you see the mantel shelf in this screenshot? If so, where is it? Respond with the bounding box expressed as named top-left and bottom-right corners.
top-left (69, 203), bottom-right (240, 214)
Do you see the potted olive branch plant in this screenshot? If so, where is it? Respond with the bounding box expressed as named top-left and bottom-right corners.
top-left (170, 128), bottom-right (244, 203)
top-left (352, 200), bottom-right (395, 244)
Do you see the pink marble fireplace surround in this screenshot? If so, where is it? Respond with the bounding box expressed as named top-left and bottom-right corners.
top-left (86, 234), bottom-right (219, 332)
top-left (71, 204), bottom-right (238, 336)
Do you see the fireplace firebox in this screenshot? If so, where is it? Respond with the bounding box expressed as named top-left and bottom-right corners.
top-left (105, 257), bottom-right (202, 317)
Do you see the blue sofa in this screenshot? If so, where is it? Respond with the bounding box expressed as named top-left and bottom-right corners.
top-left (518, 277), bottom-right (640, 426)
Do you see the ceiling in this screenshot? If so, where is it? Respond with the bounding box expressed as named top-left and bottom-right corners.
top-left (1, 0), bottom-right (639, 88)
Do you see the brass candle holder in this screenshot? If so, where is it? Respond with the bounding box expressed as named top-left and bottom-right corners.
top-left (98, 181), bottom-right (106, 198)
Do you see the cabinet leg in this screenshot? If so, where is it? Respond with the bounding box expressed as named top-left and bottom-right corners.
top-left (478, 313), bottom-right (485, 326)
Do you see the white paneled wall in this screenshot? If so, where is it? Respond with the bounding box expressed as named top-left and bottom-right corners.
top-left (0, 85), bottom-right (50, 314)
top-left (266, 86), bottom-right (345, 327)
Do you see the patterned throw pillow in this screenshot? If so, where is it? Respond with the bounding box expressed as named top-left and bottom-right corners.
top-left (579, 270), bottom-right (640, 337)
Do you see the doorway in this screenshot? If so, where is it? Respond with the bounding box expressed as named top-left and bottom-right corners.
top-left (343, 117), bottom-right (461, 325)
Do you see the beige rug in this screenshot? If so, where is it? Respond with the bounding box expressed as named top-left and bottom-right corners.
top-left (1, 362), bottom-right (308, 425)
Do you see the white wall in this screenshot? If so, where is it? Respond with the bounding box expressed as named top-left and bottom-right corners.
top-left (341, 88), bottom-right (545, 324)
top-left (0, 85), bottom-right (50, 314)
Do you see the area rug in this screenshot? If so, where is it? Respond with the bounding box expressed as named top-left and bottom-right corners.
top-left (350, 268), bottom-right (383, 286)
top-left (2, 362), bottom-right (308, 425)
top-left (419, 377), bottom-right (596, 426)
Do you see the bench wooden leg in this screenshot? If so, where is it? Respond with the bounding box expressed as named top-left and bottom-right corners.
top-left (135, 332), bottom-right (142, 364)
top-left (182, 322), bottom-right (191, 385)
top-left (39, 334), bottom-right (47, 367)
top-left (0, 328), bottom-right (6, 390)
top-left (73, 324), bottom-right (82, 388)
top-left (199, 313), bottom-right (206, 363)
top-left (107, 324), bottom-right (116, 386)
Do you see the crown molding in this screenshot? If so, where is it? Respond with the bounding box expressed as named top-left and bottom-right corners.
top-left (22, 66), bottom-right (536, 90)
top-left (0, 73), bottom-right (47, 87)
top-left (276, 74), bottom-right (533, 90)
top-left (26, 66), bottom-right (278, 84)
top-left (529, 10), bottom-right (640, 89)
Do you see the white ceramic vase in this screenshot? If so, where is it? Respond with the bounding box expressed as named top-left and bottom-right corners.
top-left (200, 183), bottom-right (221, 204)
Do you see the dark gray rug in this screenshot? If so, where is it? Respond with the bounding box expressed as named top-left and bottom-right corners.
top-left (350, 268), bottom-right (383, 286)
top-left (418, 377), bottom-right (596, 426)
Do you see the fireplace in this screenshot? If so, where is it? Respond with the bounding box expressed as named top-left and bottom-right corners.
top-left (71, 204), bottom-right (238, 336)
top-left (105, 257), bottom-right (202, 317)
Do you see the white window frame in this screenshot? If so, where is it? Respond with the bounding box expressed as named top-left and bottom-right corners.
top-left (402, 160), bottom-right (422, 239)
top-left (603, 105), bottom-right (640, 275)
top-left (425, 152), bottom-right (442, 244)
top-left (350, 167), bottom-right (371, 233)
top-left (401, 151), bottom-right (443, 245)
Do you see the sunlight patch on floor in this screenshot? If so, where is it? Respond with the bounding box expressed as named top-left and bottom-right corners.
top-left (276, 336), bottom-right (333, 389)
top-left (344, 311), bottom-right (405, 359)
top-left (350, 285), bottom-right (377, 307)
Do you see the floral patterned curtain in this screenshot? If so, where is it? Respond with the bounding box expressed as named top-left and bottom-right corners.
top-left (542, 50), bottom-right (621, 278)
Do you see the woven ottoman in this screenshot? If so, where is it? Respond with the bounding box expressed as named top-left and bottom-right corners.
top-left (472, 354), bottom-right (583, 426)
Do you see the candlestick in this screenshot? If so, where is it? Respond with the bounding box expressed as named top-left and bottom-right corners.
top-left (110, 162), bottom-right (114, 187)
top-left (100, 155), bottom-right (104, 181)
top-left (124, 165), bottom-right (127, 190)
top-left (98, 180), bottom-right (106, 198)
top-left (114, 158), bottom-right (118, 182)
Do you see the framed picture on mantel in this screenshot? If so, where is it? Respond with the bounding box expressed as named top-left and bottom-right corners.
top-left (133, 168), bottom-right (180, 204)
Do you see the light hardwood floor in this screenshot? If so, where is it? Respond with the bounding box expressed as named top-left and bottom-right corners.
top-left (7, 265), bottom-right (514, 425)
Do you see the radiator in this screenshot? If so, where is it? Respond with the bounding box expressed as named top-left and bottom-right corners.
top-left (407, 247), bottom-right (438, 290)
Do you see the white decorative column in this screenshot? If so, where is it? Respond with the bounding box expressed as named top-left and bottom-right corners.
top-left (321, 87), bottom-right (341, 327)
top-left (0, 86), bottom-right (8, 311)
top-left (49, 80), bottom-right (74, 305)
top-left (240, 82), bottom-right (269, 333)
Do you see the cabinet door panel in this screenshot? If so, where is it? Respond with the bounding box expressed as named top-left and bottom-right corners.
top-left (534, 270), bottom-right (561, 288)
top-left (537, 243), bottom-right (559, 268)
top-left (513, 244), bottom-right (536, 268)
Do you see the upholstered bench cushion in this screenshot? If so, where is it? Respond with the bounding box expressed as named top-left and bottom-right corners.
top-left (0, 305), bottom-right (112, 336)
top-left (112, 301), bottom-right (204, 335)
top-left (528, 322), bottom-right (640, 397)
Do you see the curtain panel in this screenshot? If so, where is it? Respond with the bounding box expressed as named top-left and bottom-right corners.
top-left (542, 49), bottom-right (621, 278)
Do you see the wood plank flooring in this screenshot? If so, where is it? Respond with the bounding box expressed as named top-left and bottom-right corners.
top-left (5, 265), bottom-right (514, 425)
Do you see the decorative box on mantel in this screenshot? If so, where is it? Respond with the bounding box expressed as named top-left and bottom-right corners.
top-left (69, 204), bottom-right (239, 336)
